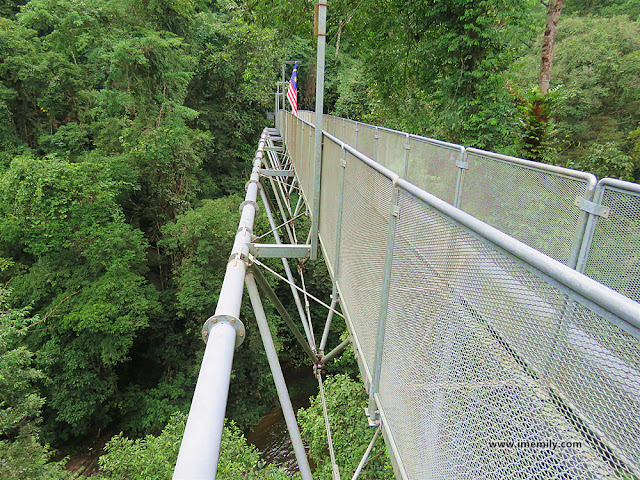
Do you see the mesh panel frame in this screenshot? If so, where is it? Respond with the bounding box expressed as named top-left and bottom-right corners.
top-left (343, 119), bottom-right (357, 152)
top-left (378, 128), bottom-right (406, 174)
top-left (583, 185), bottom-right (640, 303)
top-left (319, 138), bottom-right (342, 272)
top-left (357, 124), bottom-right (377, 161)
top-left (406, 137), bottom-right (462, 205)
top-left (282, 113), bottom-right (640, 480)
top-left (459, 150), bottom-right (592, 264)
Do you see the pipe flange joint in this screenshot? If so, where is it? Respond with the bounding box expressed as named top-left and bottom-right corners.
top-left (245, 179), bottom-right (261, 192)
top-left (202, 315), bottom-right (245, 349)
top-left (239, 200), bottom-right (259, 215)
top-left (228, 252), bottom-right (251, 265)
top-left (236, 225), bottom-right (253, 236)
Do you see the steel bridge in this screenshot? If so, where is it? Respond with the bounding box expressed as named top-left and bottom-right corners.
top-left (172, 107), bottom-right (640, 480)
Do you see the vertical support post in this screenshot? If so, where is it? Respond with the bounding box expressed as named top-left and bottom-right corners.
top-left (354, 123), bottom-right (359, 149)
top-left (373, 126), bottom-right (379, 163)
top-left (453, 149), bottom-right (468, 209)
top-left (368, 186), bottom-right (400, 424)
top-left (282, 63), bottom-right (286, 113)
top-left (311, 0), bottom-right (327, 260)
top-left (576, 183), bottom-right (605, 272)
top-left (319, 145), bottom-right (348, 354)
top-left (309, 123), bottom-right (314, 203)
top-left (402, 134), bottom-right (410, 180)
top-left (333, 146), bottom-right (347, 292)
top-left (245, 273), bottom-right (314, 480)
top-left (275, 84), bottom-right (279, 130)
top-left (568, 180), bottom-right (597, 270)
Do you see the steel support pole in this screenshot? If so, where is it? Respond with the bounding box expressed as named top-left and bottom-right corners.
top-left (402, 134), bottom-right (410, 180)
top-left (330, 145), bottom-right (347, 295)
top-left (250, 266), bottom-right (317, 363)
top-left (245, 273), bottom-right (314, 480)
top-left (568, 180), bottom-right (597, 270)
top-left (351, 427), bottom-right (381, 480)
top-left (174, 130), bottom-right (268, 480)
top-left (453, 149), bottom-right (467, 209)
top-left (311, 0), bottom-right (327, 260)
top-left (173, 321), bottom-right (236, 480)
top-left (322, 336), bottom-right (351, 364)
top-left (319, 297), bottom-right (338, 353)
top-left (576, 185), bottom-right (605, 273)
top-left (373, 126), bottom-right (379, 163)
top-left (282, 63), bottom-right (286, 112)
top-left (368, 187), bottom-right (400, 423)
top-left (275, 85), bottom-right (279, 130)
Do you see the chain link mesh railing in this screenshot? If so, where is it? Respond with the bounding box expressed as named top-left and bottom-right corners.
top-left (281, 111), bottom-right (640, 480)
top-left (459, 148), bottom-right (595, 266)
top-left (299, 112), bottom-right (640, 297)
top-left (577, 178), bottom-right (640, 303)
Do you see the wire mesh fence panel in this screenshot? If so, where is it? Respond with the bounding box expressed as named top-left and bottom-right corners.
top-left (459, 148), bottom-right (594, 265)
top-left (356, 123), bottom-right (376, 161)
top-left (318, 137), bottom-right (342, 274)
top-left (343, 119), bottom-right (357, 152)
top-left (377, 128), bottom-right (406, 175)
top-left (406, 137), bottom-right (463, 206)
top-left (580, 180), bottom-right (640, 303)
top-left (325, 114), bottom-right (335, 136)
top-left (377, 188), bottom-right (640, 480)
top-left (308, 124), bottom-right (316, 208)
top-left (300, 122), bottom-right (309, 199)
top-left (336, 151), bottom-right (392, 374)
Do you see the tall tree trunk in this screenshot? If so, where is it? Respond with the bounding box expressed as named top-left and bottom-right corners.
top-left (539, 0), bottom-right (563, 95)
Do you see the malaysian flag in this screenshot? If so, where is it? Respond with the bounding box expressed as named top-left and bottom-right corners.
top-left (287, 62), bottom-right (298, 116)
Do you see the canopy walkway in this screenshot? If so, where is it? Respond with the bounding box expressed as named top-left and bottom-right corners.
top-left (173, 109), bottom-right (640, 480)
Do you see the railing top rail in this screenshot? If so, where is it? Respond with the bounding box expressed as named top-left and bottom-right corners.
top-left (323, 130), bottom-right (399, 182)
top-left (397, 176), bottom-right (640, 336)
top-left (598, 176), bottom-right (640, 194)
top-left (407, 133), bottom-right (465, 153)
top-left (465, 147), bottom-right (598, 186)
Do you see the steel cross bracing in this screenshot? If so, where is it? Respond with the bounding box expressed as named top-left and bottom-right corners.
top-left (175, 110), bottom-right (640, 480)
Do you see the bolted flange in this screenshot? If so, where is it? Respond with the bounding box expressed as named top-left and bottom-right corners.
top-left (202, 314), bottom-right (245, 349)
top-left (239, 200), bottom-right (260, 216)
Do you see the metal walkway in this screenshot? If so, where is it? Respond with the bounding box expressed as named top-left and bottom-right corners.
top-left (173, 111), bottom-right (640, 480)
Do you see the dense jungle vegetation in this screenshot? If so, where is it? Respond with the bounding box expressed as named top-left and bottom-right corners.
top-left (1, 0), bottom-right (639, 478)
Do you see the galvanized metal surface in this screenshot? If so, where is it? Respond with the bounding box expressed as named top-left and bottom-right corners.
top-left (577, 178), bottom-right (640, 303)
top-left (245, 272), bottom-right (314, 480)
top-left (173, 130), bottom-right (269, 480)
top-left (283, 111), bottom-right (640, 480)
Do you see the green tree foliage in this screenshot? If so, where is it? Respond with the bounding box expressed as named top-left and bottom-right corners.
top-left (344, 0), bottom-right (539, 150)
top-left (511, 15), bottom-right (640, 177)
top-left (0, 0), bottom-right (280, 454)
top-left (0, 287), bottom-right (69, 480)
top-left (563, 0), bottom-right (640, 19)
top-left (516, 86), bottom-right (561, 163)
top-left (98, 413), bottom-right (292, 480)
top-left (0, 153), bottom-right (160, 438)
top-left (298, 374), bottom-right (394, 480)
